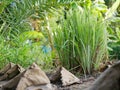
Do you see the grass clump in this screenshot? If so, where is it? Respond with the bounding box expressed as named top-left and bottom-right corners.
top-left (53, 7), bottom-right (108, 74)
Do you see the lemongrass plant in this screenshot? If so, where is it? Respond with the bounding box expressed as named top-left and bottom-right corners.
top-left (53, 7), bottom-right (108, 74)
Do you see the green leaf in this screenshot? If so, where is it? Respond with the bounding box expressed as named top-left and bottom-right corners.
top-left (20, 31), bottom-right (45, 40)
top-left (105, 0), bottom-right (120, 19)
top-left (0, 0), bottom-right (14, 14)
top-left (94, 3), bottom-right (107, 12)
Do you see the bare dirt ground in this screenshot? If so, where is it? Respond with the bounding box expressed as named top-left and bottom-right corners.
top-left (54, 74), bottom-right (98, 90)
top-left (59, 80), bottom-right (94, 90)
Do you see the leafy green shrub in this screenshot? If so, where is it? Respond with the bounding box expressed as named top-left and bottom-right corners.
top-left (0, 0), bottom-right (54, 70)
top-left (53, 7), bottom-right (108, 74)
top-left (109, 44), bottom-right (120, 59)
top-left (108, 26), bottom-right (120, 60)
top-left (0, 34), bottom-right (53, 70)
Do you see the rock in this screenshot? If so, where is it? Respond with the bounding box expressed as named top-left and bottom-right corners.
top-left (16, 63), bottom-right (50, 90)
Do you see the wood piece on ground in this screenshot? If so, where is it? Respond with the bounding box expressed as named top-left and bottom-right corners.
top-left (90, 61), bottom-right (120, 90)
top-left (1, 71), bottom-right (25, 90)
top-left (0, 81), bottom-right (8, 89)
top-left (25, 84), bottom-right (57, 90)
top-left (0, 62), bottom-right (15, 75)
top-left (61, 67), bottom-right (80, 86)
top-left (49, 67), bottom-right (61, 83)
top-left (0, 64), bottom-right (24, 81)
top-left (16, 63), bottom-right (50, 90)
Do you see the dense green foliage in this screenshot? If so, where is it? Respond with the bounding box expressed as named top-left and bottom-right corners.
top-left (0, 0), bottom-right (55, 69)
top-left (0, 0), bottom-right (119, 75)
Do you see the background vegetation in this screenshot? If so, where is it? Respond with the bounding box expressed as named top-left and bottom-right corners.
top-left (0, 0), bottom-right (119, 75)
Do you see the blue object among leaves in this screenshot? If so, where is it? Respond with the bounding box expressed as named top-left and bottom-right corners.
top-left (41, 45), bottom-right (51, 53)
